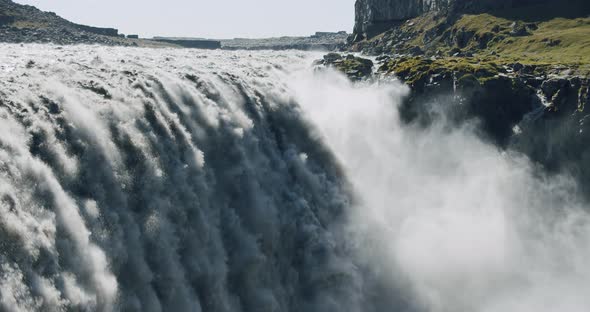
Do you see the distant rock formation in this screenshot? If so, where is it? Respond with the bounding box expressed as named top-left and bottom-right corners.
top-left (0, 0), bottom-right (119, 36)
top-left (0, 0), bottom-right (181, 47)
top-left (153, 38), bottom-right (221, 49)
top-left (0, 0), bottom-right (130, 45)
top-left (220, 32), bottom-right (348, 51)
top-left (72, 24), bottom-right (118, 37)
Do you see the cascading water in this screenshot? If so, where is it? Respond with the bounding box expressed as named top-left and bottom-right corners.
top-left (0, 45), bottom-right (360, 312)
top-left (0, 44), bottom-right (589, 312)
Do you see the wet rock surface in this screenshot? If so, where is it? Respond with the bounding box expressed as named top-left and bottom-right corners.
top-left (377, 53), bottom-right (590, 196)
top-left (315, 53), bottom-right (374, 80)
top-left (380, 56), bottom-right (588, 138)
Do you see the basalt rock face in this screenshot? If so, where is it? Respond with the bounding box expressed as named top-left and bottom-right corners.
top-left (377, 55), bottom-right (590, 197)
top-left (353, 0), bottom-right (448, 40)
top-left (352, 0), bottom-right (557, 40)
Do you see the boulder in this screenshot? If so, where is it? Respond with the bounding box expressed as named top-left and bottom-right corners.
top-left (509, 22), bottom-right (530, 36)
top-left (319, 53), bottom-right (374, 81)
top-left (324, 52), bottom-right (343, 63)
top-left (408, 46), bottom-right (424, 55)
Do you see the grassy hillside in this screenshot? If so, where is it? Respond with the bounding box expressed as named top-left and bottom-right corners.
top-left (393, 15), bottom-right (589, 77)
top-left (450, 14), bottom-right (590, 68)
top-left (354, 5), bottom-right (590, 77)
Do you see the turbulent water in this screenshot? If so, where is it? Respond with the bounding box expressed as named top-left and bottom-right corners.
top-left (0, 44), bottom-right (589, 312)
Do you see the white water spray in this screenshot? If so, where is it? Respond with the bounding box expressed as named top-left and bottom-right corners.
top-left (292, 66), bottom-right (590, 312)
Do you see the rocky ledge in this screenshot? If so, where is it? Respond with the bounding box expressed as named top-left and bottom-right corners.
top-left (314, 53), bottom-right (374, 80)
top-left (378, 54), bottom-right (590, 197)
top-left (379, 55), bottom-right (589, 143)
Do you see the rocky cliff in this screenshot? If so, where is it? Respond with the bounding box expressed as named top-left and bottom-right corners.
top-left (352, 0), bottom-right (566, 40)
top-left (354, 0), bottom-right (444, 40)
top-left (335, 0), bottom-right (590, 198)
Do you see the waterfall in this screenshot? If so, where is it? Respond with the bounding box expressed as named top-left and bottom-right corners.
top-left (0, 45), bottom-right (359, 312)
top-left (0, 44), bottom-right (589, 312)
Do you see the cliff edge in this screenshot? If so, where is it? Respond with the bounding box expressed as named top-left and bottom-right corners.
top-left (338, 0), bottom-right (590, 198)
top-left (353, 0), bottom-right (588, 41)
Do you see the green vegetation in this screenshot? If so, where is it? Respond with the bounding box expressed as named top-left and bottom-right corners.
top-left (381, 56), bottom-right (504, 86)
top-left (375, 12), bottom-right (590, 78)
top-left (352, 2), bottom-right (590, 154)
top-left (453, 15), bottom-right (590, 68)
top-left (334, 57), bottom-right (374, 79)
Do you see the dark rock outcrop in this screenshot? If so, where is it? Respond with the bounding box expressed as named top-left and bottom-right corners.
top-left (314, 53), bottom-right (374, 80)
top-left (354, 0), bottom-right (448, 40)
top-left (377, 54), bottom-right (590, 197)
top-left (154, 38), bottom-right (221, 49)
top-left (74, 24), bottom-right (118, 37)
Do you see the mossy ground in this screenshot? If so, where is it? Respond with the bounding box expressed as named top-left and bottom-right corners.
top-left (334, 58), bottom-right (373, 75)
top-left (381, 56), bottom-right (505, 86)
top-left (452, 15), bottom-right (590, 69)
top-left (374, 9), bottom-right (590, 78)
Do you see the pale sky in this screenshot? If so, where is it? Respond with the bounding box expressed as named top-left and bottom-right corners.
top-left (14, 0), bottom-right (356, 39)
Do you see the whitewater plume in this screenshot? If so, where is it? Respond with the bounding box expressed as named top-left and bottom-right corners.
top-left (292, 68), bottom-right (590, 312)
top-left (0, 44), bottom-right (589, 312)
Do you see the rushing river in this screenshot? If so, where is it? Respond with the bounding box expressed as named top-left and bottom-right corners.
top-left (0, 45), bottom-right (589, 312)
